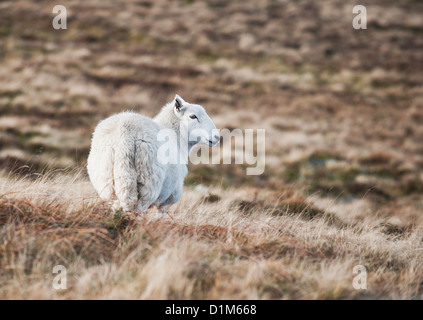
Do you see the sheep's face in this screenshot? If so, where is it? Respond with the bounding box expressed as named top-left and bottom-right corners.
top-left (173, 95), bottom-right (220, 147)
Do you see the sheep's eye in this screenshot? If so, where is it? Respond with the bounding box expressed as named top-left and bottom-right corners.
top-left (189, 114), bottom-right (197, 120)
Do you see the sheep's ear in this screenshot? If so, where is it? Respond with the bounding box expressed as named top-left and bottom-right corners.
top-left (174, 94), bottom-right (185, 112)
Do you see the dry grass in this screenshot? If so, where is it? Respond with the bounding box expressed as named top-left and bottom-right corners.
top-left (0, 171), bottom-right (422, 299)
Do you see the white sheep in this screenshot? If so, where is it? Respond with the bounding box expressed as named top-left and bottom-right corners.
top-left (87, 95), bottom-right (220, 213)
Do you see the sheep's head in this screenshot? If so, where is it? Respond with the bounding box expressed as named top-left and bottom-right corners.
top-left (173, 94), bottom-right (220, 147)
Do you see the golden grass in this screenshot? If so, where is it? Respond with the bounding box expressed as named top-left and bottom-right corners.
top-left (0, 171), bottom-right (421, 299)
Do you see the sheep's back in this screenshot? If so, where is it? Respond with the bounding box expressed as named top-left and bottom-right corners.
top-left (89, 111), bottom-right (167, 208)
top-left (92, 111), bottom-right (159, 144)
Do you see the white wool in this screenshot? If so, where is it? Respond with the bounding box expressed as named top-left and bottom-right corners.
top-left (87, 95), bottom-right (219, 212)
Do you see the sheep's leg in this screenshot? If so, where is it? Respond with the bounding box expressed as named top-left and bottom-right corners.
top-left (113, 173), bottom-right (138, 212)
top-left (87, 145), bottom-right (115, 202)
top-left (135, 199), bottom-right (150, 214)
top-left (113, 147), bottom-right (138, 212)
top-left (133, 138), bottom-right (166, 215)
top-left (112, 200), bottom-right (122, 212)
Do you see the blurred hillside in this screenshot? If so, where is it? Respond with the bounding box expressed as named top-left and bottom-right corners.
top-left (1, 0), bottom-right (423, 216)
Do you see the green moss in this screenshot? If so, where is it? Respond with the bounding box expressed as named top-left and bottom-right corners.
top-left (196, 50), bottom-right (219, 63)
top-left (185, 165), bottom-right (220, 185)
top-left (0, 26), bottom-right (11, 37)
top-left (0, 89), bottom-right (22, 99)
top-left (283, 162), bottom-right (301, 182)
